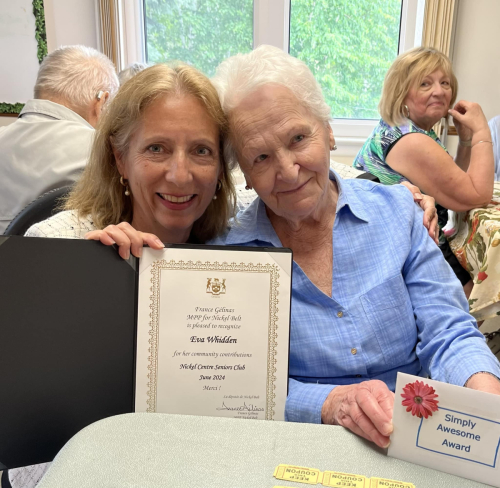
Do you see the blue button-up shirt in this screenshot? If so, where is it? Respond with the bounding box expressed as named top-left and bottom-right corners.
top-left (211, 171), bottom-right (500, 424)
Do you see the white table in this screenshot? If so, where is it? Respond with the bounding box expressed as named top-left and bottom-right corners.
top-left (37, 413), bottom-right (491, 487)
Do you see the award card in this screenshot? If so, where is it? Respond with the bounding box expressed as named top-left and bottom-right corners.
top-left (135, 245), bottom-right (292, 421)
top-left (389, 372), bottom-right (500, 487)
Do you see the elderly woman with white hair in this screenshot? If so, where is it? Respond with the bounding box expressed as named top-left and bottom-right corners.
top-left (210, 45), bottom-right (500, 449)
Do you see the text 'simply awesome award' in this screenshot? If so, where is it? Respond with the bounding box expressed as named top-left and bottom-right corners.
top-left (389, 372), bottom-right (500, 487)
top-left (135, 246), bottom-right (292, 421)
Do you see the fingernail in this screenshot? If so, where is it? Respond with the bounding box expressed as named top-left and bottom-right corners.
top-left (137, 247), bottom-right (142, 258)
top-left (383, 440), bottom-right (391, 448)
top-left (384, 423), bottom-right (394, 435)
top-left (154, 238), bottom-right (165, 247)
top-left (415, 192), bottom-right (423, 199)
top-left (124, 250), bottom-right (130, 260)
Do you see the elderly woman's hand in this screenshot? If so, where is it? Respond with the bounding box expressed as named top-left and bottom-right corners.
top-left (449, 100), bottom-right (490, 140)
top-left (400, 181), bottom-right (439, 244)
top-left (85, 222), bottom-right (165, 260)
top-left (321, 380), bottom-right (394, 448)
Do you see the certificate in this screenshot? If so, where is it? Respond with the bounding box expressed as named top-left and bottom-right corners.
top-left (134, 245), bottom-right (292, 421)
top-left (389, 372), bottom-right (500, 487)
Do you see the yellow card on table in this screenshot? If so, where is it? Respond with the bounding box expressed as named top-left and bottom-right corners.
top-left (369, 477), bottom-right (415, 488)
top-left (322, 470), bottom-right (368, 487)
top-left (274, 464), bottom-right (323, 484)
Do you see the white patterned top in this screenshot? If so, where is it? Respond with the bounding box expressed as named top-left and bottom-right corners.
top-left (25, 209), bottom-right (96, 238)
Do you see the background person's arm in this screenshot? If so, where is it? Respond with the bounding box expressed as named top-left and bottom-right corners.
top-left (386, 101), bottom-right (494, 212)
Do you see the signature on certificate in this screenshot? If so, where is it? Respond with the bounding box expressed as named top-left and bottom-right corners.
top-left (216, 401), bottom-right (264, 412)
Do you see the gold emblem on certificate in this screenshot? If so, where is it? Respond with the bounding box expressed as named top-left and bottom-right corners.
top-left (134, 246), bottom-right (292, 421)
top-left (206, 277), bottom-right (226, 296)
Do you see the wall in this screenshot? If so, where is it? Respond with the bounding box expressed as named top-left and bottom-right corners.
top-left (446, 0), bottom-right (500, 156)
top-left (0, 0), bottom-right (98, 126)
top-left (452, 0), bottom-right (500, 122)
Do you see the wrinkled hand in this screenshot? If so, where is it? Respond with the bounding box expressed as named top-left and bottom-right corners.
top-left (321, 380), bottom-right (395, 448)
top-left (400, 181), bottom-right (439, 245)
top-left (85, 222), bottom-right (165, 260)
top-left (449, 100), bottom-right (489, 138)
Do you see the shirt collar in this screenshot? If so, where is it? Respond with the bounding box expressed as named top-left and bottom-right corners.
top-left (333, 169), bottom-right (370, 223)
top-left (225, 169), bottom-right (370, 246)
top-left (19, 99), bottom-right (93, 128)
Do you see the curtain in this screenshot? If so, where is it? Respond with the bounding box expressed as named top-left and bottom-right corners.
top-left (421, 0), bottom-right (457, 138)
top-left (98, 0), bottom-right (123, 72)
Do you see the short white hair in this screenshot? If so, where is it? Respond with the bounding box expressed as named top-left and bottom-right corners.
top-left (34, 45), bottom-right (119, 111)
top-left (118, 62), bottom-right (149, 85)
top-left (211, 45), bottom-right (331, 167)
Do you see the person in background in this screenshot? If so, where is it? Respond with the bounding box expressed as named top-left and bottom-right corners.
top-left (353, 47), bottom-right (494, 297)
top-left (210, 45), bottom-right (500, 450)
top-left (118, 62), bottom-right (149, 85)
top-left (0, 45), bottom-right (119, 235)
top-left (488, 115), bottom-right (500, 180)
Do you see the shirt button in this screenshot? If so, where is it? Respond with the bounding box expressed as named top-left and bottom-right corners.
top-left (351, 348), bottom-right (357, 355)
top-left (337, 311), bottom-right (343, 318)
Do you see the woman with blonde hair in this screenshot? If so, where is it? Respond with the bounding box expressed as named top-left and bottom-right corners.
top-left (354, 47), bottom-right (494, 293)
top-left (26, 63), bottom-right (236, 257)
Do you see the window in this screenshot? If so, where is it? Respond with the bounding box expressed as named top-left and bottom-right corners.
top-left (289, 0), bottom-right (402, 120)
top-left (144, 0), bottom-right (253, 77)
top-left (120, 0), bottom-right (423, 157)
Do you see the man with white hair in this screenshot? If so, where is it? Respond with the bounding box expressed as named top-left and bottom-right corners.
top-left (0, 45), bottom-right (118, 234)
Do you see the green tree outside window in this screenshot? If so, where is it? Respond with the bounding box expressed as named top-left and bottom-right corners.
top-left (145, 0), bottom-right (402, 119)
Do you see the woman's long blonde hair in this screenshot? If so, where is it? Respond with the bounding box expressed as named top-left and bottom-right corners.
top-left (65, 63), bottom-right (236, 242)
top-left (378, 47), bottom-right (458, 127)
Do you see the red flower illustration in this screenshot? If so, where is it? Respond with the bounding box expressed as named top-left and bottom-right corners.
top-left (477, 271), bottom-right (488, 282)
top-left (401, 380), bottom-right (439, 419)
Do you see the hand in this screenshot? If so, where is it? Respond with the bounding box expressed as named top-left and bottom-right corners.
top-left (465, 373), bottom-right (500, 396)
top-left (85, 222), bottom-right (165, 260)
top-left (449, 100), bottom-right (490, 139)
top-left (400, 181), bottom-right (439, 244)
top-left (321, 380), bottom-right (395, 448)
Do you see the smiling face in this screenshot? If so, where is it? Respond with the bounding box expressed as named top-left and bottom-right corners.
top-left (114, 93), bottom-right (221, 243)
top-left (230, 84), bottom-right (335, 223)
top-left (404, 69), bottom-right (453, 131)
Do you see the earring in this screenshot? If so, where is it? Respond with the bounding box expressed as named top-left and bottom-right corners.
top-left (120, 176), bottom-right (131, 196)
top-left (403, 105), bottom-right (410, 119)
top-left (331, 145), bottom-right (338, 151)
top-left (213, 180), bottom-right (222, 200)
top-left (245, 185), bottom-right (251, 191)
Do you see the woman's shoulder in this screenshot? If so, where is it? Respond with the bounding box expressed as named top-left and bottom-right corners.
top-left (24, 209), bottom-right (96, 239)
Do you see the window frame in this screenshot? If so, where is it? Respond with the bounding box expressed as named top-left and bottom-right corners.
top-left (122, 0), bottom-right (425, 158)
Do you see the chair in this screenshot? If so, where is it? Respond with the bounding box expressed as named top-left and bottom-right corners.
top-left (3, 186), bottom-right (72, 236)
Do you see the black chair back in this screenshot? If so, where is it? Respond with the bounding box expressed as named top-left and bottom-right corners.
top-left (4, 186), bottom-right (72, 236)
top-left (356, 172), bottom-right (380, 182)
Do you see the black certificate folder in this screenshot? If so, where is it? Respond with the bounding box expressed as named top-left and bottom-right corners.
top-left (0, 236), bottom-right (137, 469)
top-left (0, 237), bottom-right (292, 470)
